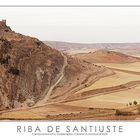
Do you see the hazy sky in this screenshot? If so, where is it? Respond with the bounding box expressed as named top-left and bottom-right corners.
top-left (0, 7), bottom-right (140, 43)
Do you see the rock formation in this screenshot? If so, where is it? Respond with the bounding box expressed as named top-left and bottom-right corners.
top-left (0, 21), bottom-right (64, 110)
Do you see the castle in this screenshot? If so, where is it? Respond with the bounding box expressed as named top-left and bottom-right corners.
top-left (0, 20), bottom-right (6, 26)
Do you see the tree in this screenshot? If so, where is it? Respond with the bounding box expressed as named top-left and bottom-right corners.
top-left (129, 102), bottom-right (132, 106)
top-left (133, 100), bottom-right (137, 105)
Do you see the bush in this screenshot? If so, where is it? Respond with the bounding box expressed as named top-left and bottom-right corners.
top-left (115, 109), bottom-right (132, 116)
top-left (129, 102), bottom-right (132, 106)
top-left (115, 109), bottom-right (122, 115)
top-left (84, 84), bottom-right (88, 87)
top-left (36, 41), bottom-right (41, 46)
top-left (8, 67), bottom-right (20, 75)
top-left (0, 58), bottom-right (8, 64)
top-left (18, 94), bottom-right (26, 103)
top-left (89, 107), bottom-right (94, 110)
top-left (133, 100), bottom-right (137, 105)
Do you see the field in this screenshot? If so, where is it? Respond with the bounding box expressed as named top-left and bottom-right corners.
top-left (0, 53), bottom-right (140, 120)
top-left (65, 86), bottom-right (140, 109)
top-left (65, 61), bottom-right (140, 109)
top-left (76, 70), bottom-right (140, 93)
top-left (98, 62), bottom-right (140, 72)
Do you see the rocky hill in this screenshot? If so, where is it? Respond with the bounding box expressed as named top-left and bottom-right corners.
top-left (0, 22), bottom-right (114, 111)
top-left (45, 41), bottom-right (140, 56)
top-left (0, 21), bottom-right (64, 110)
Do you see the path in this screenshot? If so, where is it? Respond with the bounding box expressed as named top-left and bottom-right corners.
top-left (36, 52), bottom-right (68, 106)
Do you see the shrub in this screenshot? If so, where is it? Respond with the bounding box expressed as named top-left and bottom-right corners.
top-left (115, 109), bottom-right (122, 116)
top-left (0, 58), bottom-right (8, 64)
top-left (89, 107), bottom-right (94, 110)
top-left (129, 102), bottom-right (132, 106)
top-left (133, 100), bottom-right (137, 105)
top-left (18, 94), bottom-right (26, 103)
top-left (36, 41), bottom-right (41, 46)
top-left (115, 109), bottom-right (132, 116)
top-left (84, 84), bottom-right (88, 87)
top-left (8, 67), bottom-right (20, 75)
top-left (55, 67), bottom-right (58, 71)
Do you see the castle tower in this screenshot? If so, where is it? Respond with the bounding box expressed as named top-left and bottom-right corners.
top-left (2, 20), bottom-right (6, 25)
top-left (0, 19), bottom-right (6, 26)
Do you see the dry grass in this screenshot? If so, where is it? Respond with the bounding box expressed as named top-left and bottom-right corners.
top-left (65, 86), bottom-right (140, 109)
top-left (1, 61), bottom-right (140, 120)
top-left (98, 62), bottom-right (140, 72)
top-left (76, 70), bottom-right (140, 94)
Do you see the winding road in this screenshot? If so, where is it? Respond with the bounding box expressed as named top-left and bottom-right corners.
top-left (36, 52), bottom-right (68, 106)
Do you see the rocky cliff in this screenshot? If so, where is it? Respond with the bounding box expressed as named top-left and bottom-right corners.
top-left (0, 22), bottom-right (64, 110)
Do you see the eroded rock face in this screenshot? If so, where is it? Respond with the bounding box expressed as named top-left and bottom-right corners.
top-left (0, 23), bottom-right (63, 110)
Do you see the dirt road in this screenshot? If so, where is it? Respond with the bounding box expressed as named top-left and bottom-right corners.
top-left (36, 52), bottom-right (68, 105)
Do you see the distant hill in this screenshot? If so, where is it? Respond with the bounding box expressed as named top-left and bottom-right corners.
top-left (44, 41), bottom-right (103, 51)
top-left (75, 49), bottom-right (140, 63)
top-left (44, 41), bottom-right (140, 55)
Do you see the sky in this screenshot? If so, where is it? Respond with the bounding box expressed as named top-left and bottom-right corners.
top-left (0, 7), bottom-right (140, 43)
